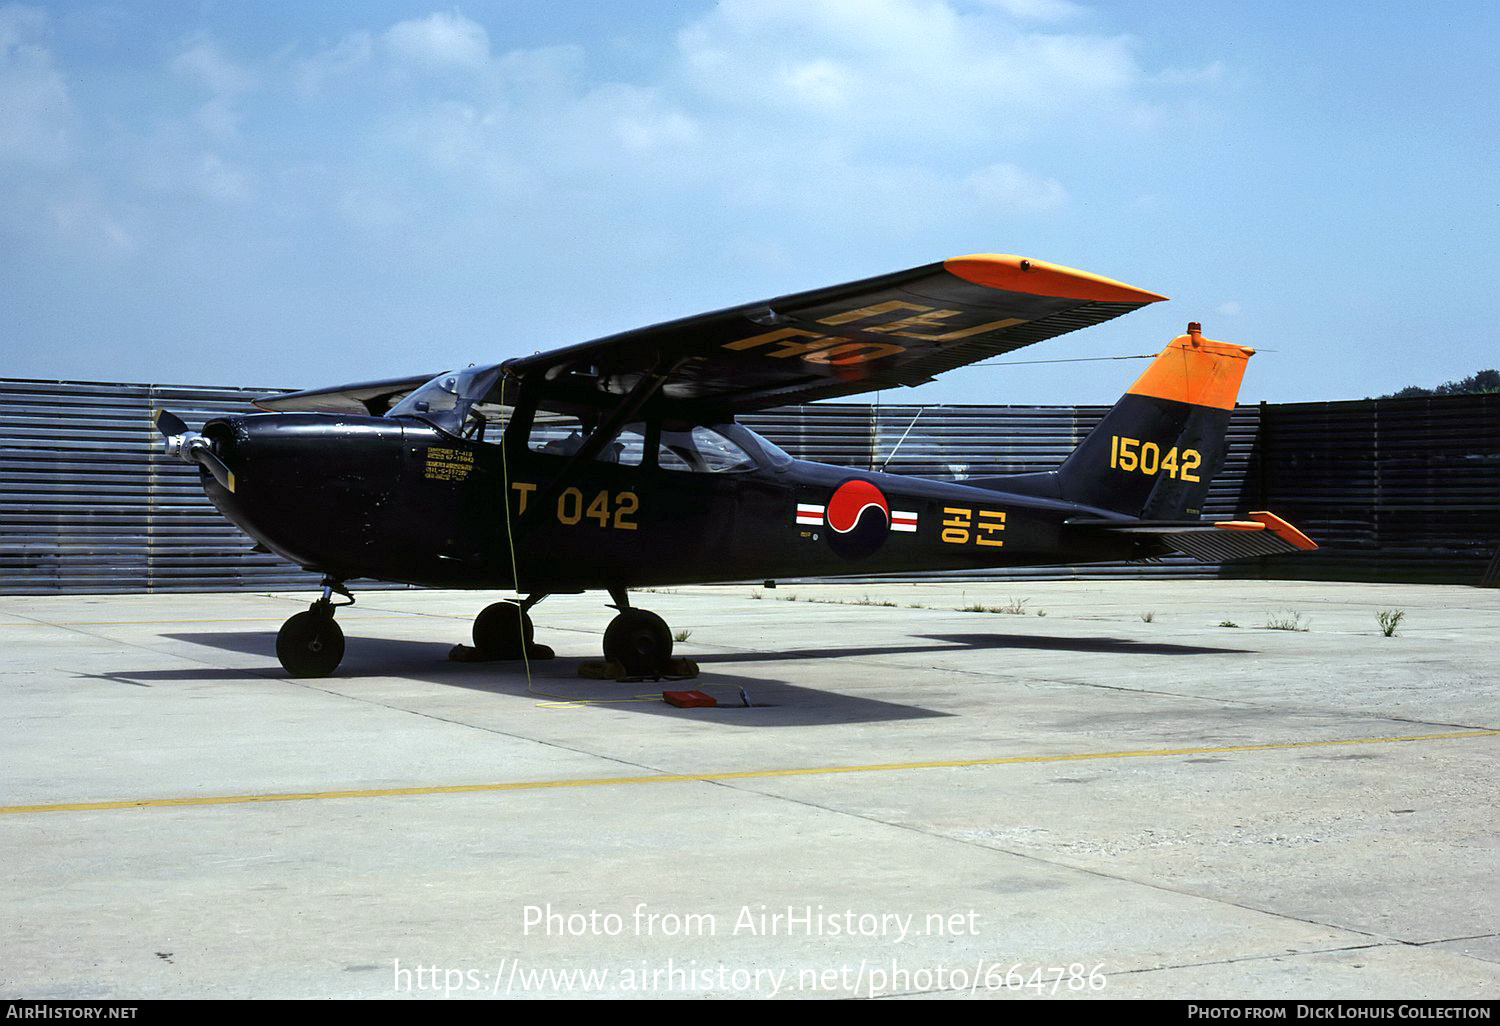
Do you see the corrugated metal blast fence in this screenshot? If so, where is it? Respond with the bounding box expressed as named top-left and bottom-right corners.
top-left (1238, 395), bottom-right (1500, 585)
top-left (2, 379), bottom-right (1497, 593)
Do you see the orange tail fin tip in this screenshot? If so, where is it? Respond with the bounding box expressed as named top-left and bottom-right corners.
top-left (1126, 323), bottom-right (1256, 411)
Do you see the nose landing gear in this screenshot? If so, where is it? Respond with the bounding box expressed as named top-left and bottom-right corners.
top-left (275, 579), bottom-right (352, 678)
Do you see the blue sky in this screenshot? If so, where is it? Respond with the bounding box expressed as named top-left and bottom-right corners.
top-left (3, 1), bottom-right (1496, 404)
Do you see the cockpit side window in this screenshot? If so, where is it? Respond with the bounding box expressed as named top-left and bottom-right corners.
top-left (528, 415), bottom-right (645, 466)
top-left (658, 424), bottom-right (757, 473)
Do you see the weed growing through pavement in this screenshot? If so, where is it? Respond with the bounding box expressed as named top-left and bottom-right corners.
top-left (1265, 610), bottom-right (1310, 632)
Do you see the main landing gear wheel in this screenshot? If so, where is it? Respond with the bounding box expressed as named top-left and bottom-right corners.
top-left (603, 608), bottom-right (673, 679)
top-left (469, 598), bottom-right (554, 661)
top-left (276, 609), bottom-right (345, 678)
top-left (473, 602), bottom-right (534, 659)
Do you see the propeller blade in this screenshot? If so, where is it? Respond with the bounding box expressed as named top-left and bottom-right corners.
top-left (195, 447), bottom-right (238, 492)
top-left (154, 408), bottom-right (188, 437)
top-left (186, 438), bottom-right (238, 492)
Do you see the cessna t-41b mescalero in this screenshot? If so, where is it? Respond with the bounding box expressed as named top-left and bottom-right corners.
top-left (154, 254), bottom-right (1315, 679)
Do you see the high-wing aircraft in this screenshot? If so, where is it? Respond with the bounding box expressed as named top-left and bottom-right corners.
top-left (154, 254), bottom-right (1315, 679)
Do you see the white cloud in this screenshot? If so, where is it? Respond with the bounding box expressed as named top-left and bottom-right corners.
top-left (0, 5), bottom-right (73, 164)
top-left (978, 0), bottom-right (1086, 20)
top-left (48, 191), bottom-right (135, 253)
top-left (965, 162), bottom-right (1068, 213)
top-left (171, 37), bottom-right (257, 143)
top-left (294, 30), bottom-right (372, 95)
top-left (672, 0), bottom-right (1152, 146)
top-left (977, 0), bottom-right (1087, 21)
top-left (382, 11), bottom-right (491, 70)
top-left (192, 151), bottom-right (254, 202)
top-left (226, 0), bottom-right (1229, 274)
top-left (2, 1), bottom-right (1232, 368)
top-left (579, 84), bottom-right (700, 154)
top-left (172, 37), bottom-right (255, 96)
top-left (143, 2), bottom-right (1213, 226)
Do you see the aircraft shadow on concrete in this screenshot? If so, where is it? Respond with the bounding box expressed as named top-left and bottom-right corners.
top-left (111, 631), bottom-right (948, 727)
top-left (107, 625), bottom-right (1244, 725)
top-left (687, 632), bottom-right (1248, 665)
top-left (916, 633), bottom-right (1248, 656)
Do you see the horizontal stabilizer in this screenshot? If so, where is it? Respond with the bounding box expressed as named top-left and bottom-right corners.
top-left (1068, 510), bottom-right (1317, 563)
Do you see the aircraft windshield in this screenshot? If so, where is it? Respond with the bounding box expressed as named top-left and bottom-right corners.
top-left (387, 365), bottom-right (505, 436)
top-left (729, 424), bottom-right (794, 469)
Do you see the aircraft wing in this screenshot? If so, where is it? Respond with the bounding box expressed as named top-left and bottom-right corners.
top-left (508, 254), bottom-right (1166, 414)
top-left (252, 372), bottom-right (440, 416)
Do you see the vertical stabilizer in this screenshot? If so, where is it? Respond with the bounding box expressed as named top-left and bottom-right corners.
top-left (1059, 323), bottom-right (1253, 517)
top-left (986, 324), bottom-right (1254, 519)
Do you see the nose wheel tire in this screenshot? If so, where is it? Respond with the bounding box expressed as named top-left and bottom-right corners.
top-left (603, 609), bottom-right (673, 678)
top-left (276, 610), bottom-right (346, 678)
top-left (473, 602), bottom-right (536, 659)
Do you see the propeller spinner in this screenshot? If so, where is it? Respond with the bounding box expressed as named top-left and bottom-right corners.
top-left (153, 409), bottom-right (236, 492)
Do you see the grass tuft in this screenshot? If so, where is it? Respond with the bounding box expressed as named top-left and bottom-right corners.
top-left (1376, 609), bottom-right (1405, 637)
top-left (1265, 610), bottom-right (1310, 632)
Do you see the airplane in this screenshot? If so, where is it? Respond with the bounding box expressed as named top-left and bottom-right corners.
top-left (153, 254), bottom-right (1316, 679)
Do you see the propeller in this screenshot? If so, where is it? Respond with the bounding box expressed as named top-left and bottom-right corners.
top-left (153, 409), bottom-right (236, 492)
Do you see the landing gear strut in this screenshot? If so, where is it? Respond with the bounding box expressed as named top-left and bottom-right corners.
top-left (602, 587), bottom-right (673, 678)
top-left (276, 578), bottom-right (351, 678)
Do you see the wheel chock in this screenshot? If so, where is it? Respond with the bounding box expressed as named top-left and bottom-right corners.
top-left (663, 690), bottom-right (716, 708)
top-left (450, 643), bottom-right (556, 663)
top-left (664, 657), bottom-right (699, 680)
top-left (577, 658), bottom-right (699, 682)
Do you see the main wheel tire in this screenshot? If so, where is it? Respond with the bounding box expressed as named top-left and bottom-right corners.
top-left (473, 602), bottom-right (534, 659)
top-left (602, 609), bottom-right (673, 678)
top-left (276, 611), bottom-right (345, 678)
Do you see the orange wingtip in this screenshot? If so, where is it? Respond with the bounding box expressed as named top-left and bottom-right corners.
top-left (1214, 521), bottom-right (1267, 532)
top-left (1126, 326), bottom-right (1256, 411)
top-left (943, 254), bottom-right (1168, 305)
top-left (1248, 511), bottom-right (1318, 551)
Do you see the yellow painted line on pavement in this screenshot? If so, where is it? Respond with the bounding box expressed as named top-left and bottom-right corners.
top-left (2, 729), bottom-right (1494, 817)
